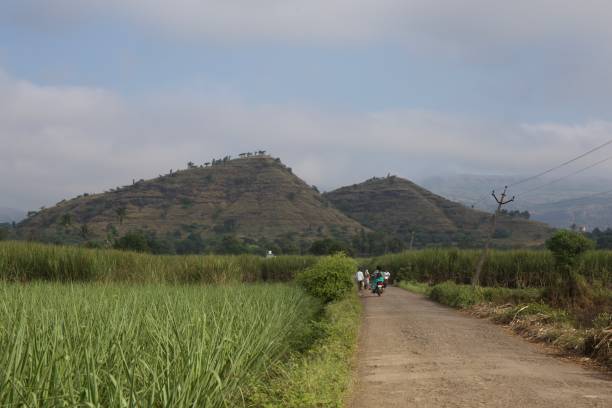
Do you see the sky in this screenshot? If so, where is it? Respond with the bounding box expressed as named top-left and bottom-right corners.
top-left (3, 0), bottom-right (612, 211)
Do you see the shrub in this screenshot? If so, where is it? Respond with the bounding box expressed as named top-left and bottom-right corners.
top-left (296, 253), bottom-right (356, 302)
top-left (546, 230), bottom-right (595, 269)
top-left (114, 231), bottom-right (150, 252)
top-left (429, 281), bottom-right (483, 308)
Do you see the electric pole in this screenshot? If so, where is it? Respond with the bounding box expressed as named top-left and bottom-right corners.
top-left (472, 186), bottom-right (515, 286)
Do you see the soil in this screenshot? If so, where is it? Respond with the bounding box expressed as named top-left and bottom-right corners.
top-left (349, 287), bottom-right (611, 408)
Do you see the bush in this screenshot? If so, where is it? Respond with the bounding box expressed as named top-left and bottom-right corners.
top-left (296, 253), bottom-right (356, 302)
top-left (546, 230), bottom-right (595, 269)
top-left (114, 231), bottom-right (150, 252)
top-left (429, 281), bottom-right (483, 308)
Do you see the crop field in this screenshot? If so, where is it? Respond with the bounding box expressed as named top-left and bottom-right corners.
top-left (0, 241), bottom-right (317, 283)
top-left (367, 249), bottom-right (612, 288)
top-left (0, 283), bottom-right (320, 407)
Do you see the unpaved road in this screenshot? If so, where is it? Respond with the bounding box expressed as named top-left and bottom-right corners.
top-left (349, 287), bottom-right (611, 408)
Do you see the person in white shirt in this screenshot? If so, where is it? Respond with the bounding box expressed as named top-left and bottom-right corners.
top-left (355, 270), bottom-right (365, 290)
top-left (383, 271), bottom-right (391, 288)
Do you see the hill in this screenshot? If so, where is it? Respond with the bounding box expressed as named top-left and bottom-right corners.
top-left (16, 156), bottom-right (366, 253)
top-left (325, 176), bottom-right (553, 249)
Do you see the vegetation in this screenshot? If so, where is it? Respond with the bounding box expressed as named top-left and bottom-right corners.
top-left (399, 281), bottom-right (611, 367)
top-left (367, 248), bottom-right (611, 288)
top-left (296, 253), bottom-right (357, 302)
top-left (16, 156), bottom-right (364, 252)
top-left (0, 283), bottom-right (321, 407)
top-left (249, 293), bottom-right (361, 407)
top-left (0, 241), bottom-right (317, 283)
top-left (325, 176), bottom-right (552, 251)
top-left (308, 238), bottom-right (353, 256)
top-left (544, 230), bottom-right (597, 306)
top-left (587, 227), bottom-right (612, 249)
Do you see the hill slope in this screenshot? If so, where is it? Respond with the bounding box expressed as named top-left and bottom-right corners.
top-left (17, 156), bottom-right (366, 251)
top-left (325, 176), bottom-right (553, 248)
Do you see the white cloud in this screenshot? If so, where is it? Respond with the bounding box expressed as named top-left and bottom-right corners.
top-left (2, 68), bottom-right (612, 210)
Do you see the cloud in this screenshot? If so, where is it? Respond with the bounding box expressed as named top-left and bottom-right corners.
top-left (3, 68), bottom-right (612, 210)
top-left (4, 1), bottom-right (612, 50)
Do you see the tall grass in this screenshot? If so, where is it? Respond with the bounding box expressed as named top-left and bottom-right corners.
top-left (367, 249), bottom-right (611, 288)
top-left (0, 283), bottom-right (320, 407)
top-left (0, 241), bottom-right (317, 283)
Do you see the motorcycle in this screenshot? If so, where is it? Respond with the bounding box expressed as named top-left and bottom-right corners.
top-left (373, 281), bottom-right (384, 296)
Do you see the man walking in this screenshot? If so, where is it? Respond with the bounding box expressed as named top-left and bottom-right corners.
top-left (355, 269), bottom-right (365, 290)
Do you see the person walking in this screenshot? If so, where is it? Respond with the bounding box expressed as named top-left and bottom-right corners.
top-left (383, 270), bottom-right (391, 288)
top-left (364, 269), bottom-right (370, 289)
top-left (355, 269), bottom-right (365, 291)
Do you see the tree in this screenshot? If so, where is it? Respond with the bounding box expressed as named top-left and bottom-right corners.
top-left (309, 238), bottom-right (352, 256)
top-left (80, 224), bottom-right (90, 239)
top-left (187, 161), bottom-right (196, 168)
top-left (175, 232), bottom-right (206, 254)
top-left (114, 231), bottom-right (150, 252)
top-left (115, 207), bottom-right (127, 225)
top-left (60, 213), bottom-right (73, 228)
top-left (546, 230), bottom-right (595, 270)
top-left (545, 230), bottom-right (595, 305)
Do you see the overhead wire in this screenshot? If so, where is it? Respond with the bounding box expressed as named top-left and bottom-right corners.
top-left (508, 138), bottom-right (612, 188)
top-left (530, 188), bottom-right (612, 208)
top-left (515, 155), bottom-right (612, 198)
top-left (468, 138), bottom-right (612, 208)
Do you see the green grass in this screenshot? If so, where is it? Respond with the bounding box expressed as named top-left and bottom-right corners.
top-left (0, 241), bottom-right (317, 283)
top-left (428, 281), bottom-right (543, 309)
top-left (366, 248), bottom-right (611, 288)
top-left (397, 280), bottom-right (431, 295)
top-left (248, 292), bottom-right (362, 407)
top-left (0, 283), bottom-right (321, 407)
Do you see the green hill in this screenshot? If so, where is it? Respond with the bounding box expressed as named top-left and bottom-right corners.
top-left (324, 176), bottom-right (553, 249)
top-left (16, 156), bottom-right (366, 253)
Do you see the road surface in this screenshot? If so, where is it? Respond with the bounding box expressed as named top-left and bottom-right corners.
top-left (349, 287), bottom-right (611, 408)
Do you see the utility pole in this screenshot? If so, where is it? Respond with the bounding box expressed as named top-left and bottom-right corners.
top-left (472, 186), bottom-right (515, 286)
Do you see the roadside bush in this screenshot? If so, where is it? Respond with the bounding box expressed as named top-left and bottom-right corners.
top-left (296, 253), bottom-right (356, 302)
top-left (429, 281), bottom-right (483, 308)
top-left (545, 230), bottom-right (596, 307)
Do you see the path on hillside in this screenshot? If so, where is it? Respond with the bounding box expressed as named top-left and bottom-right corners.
top-left (349, 287), bottom-right (611, 408)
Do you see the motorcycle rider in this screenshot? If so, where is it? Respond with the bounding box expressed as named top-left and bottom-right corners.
top-left (371, 267), bottom-right (385, 293)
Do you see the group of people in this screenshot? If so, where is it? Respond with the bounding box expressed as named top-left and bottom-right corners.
top-left (355, 266), bottom-right (391, 292)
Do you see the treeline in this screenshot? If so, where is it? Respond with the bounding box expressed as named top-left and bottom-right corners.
top-left (0, 241), bottom-right (317, 283)
top-left (586, 227), bottom-right (612, 249)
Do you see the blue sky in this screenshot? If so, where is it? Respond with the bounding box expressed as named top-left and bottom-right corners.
top-left (3, 1), bottom-right (612, 210)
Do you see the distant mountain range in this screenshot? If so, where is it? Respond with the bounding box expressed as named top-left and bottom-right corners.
top-left (421, 174), bottom-right (612, 230)
top-left (15, 157), bottom-right (553, 253)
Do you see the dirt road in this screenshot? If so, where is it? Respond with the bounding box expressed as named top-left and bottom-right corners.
top-left (349, 287), bottom-right (611, 408)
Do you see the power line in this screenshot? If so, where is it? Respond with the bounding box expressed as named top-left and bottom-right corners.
top-left (508, 138), bottom-right (612, 188)
top-left (531, 188), bottom-right (612, 208)
top-left (515, 155), bottom-right (612, 198)
top-left (469, 138), bottom-right (612, 208)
